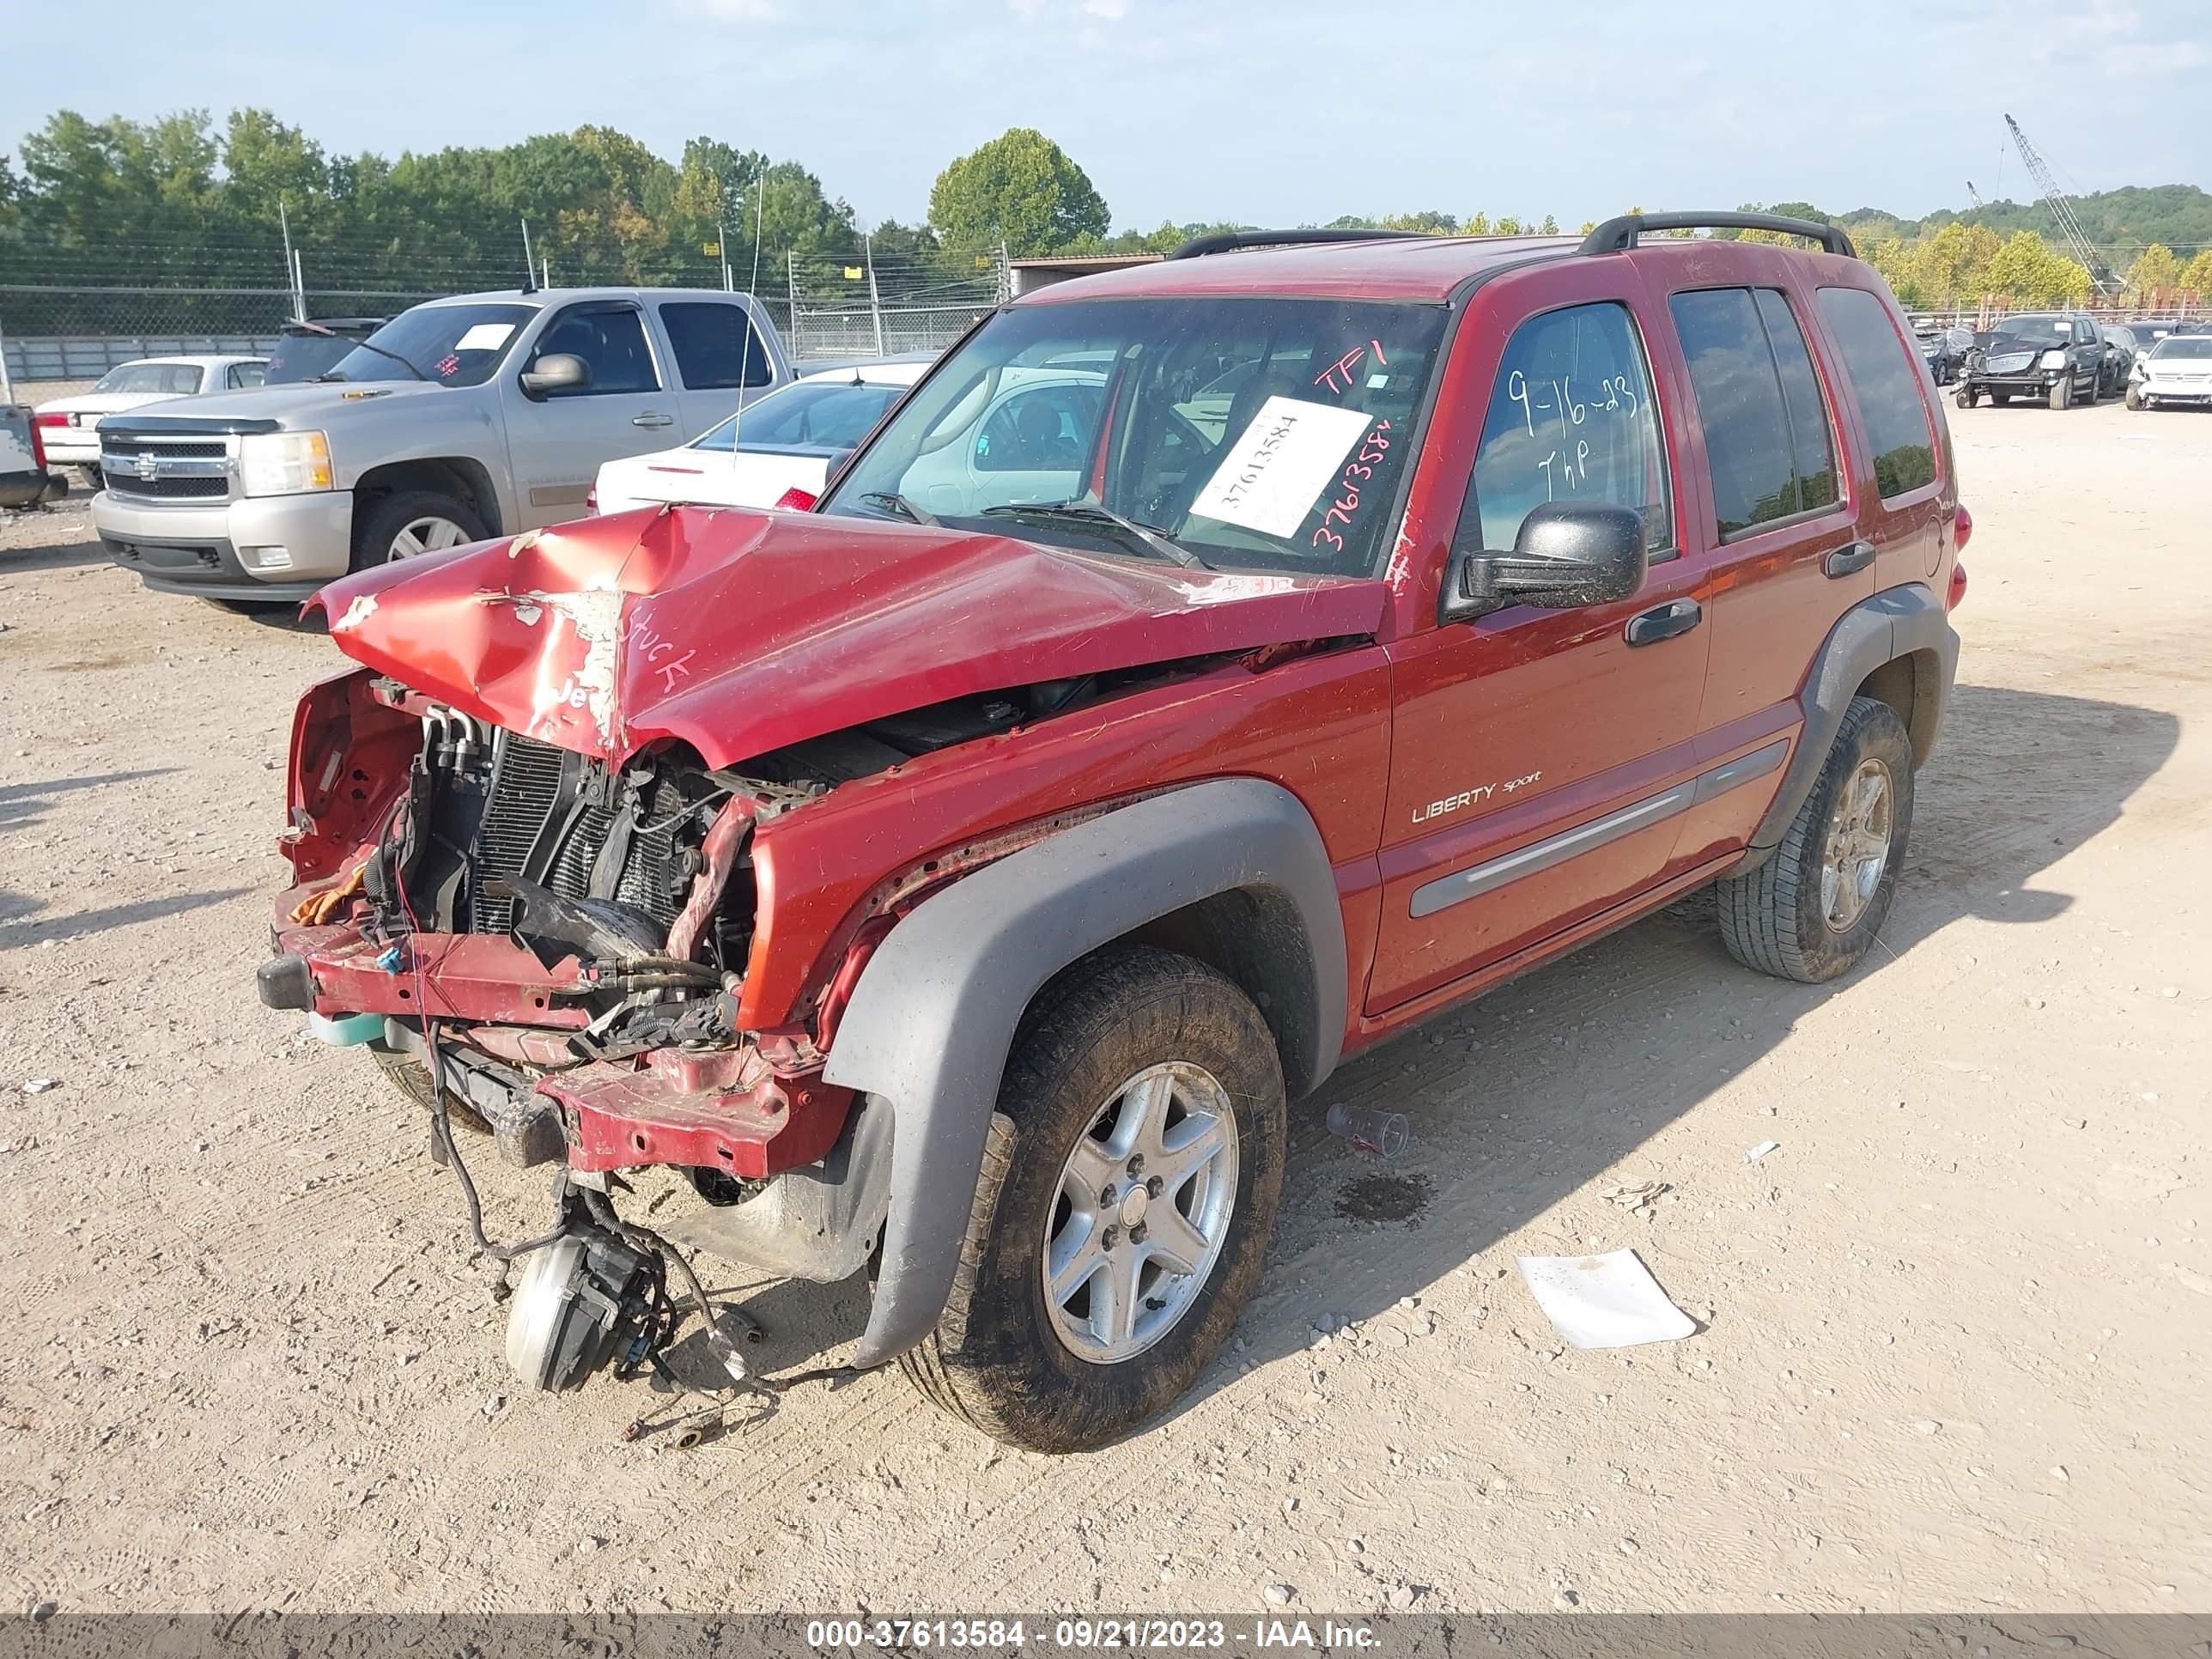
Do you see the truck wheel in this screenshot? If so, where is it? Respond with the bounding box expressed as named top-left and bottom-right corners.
top-left (1954, 386), bottom-right (1977, 410)
top-left (350, 490), bottom-right (486, 572)
top-left (1990, 391), bottom-right (2012, 406)
top-left (2124, 387), bottom-right (2142, 411)
top-left (2048, 376), bottom-right (2072, 410)
top-left (1717, 696), bottom-right (1914, 985)
top-left (900, 945), bottom-right (1286, 1453)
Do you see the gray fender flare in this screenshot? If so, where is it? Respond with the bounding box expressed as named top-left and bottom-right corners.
top-left (1741, 581), bottom-right (1960, 860)
top-left (820, 777), bottom-right (1346, 1369)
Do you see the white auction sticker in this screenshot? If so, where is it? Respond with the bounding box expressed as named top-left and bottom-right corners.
top-left (1188, 395), bottom-right (1376, 538)
top-left (454, 322), bottom-right (516, 353)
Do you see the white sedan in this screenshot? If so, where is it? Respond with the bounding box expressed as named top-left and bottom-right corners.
top-left (2127, 334), bottom-right (2212, 409)
top-left (34, 356), bottom-right (268, 470)
top-left (592, 359), bottom-right (927, 514)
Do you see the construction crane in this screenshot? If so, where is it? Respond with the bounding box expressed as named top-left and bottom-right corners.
top-left (2003, 113), bottom-right (2118, 293)
top-left (1966, 180), bottom-right (1985, 210)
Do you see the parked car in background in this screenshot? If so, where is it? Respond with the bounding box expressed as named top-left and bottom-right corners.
top-left (33, 356), bottom-right (268, 476)
top-left (1916, 324), bottom-right (1969, 386)
top-left (2, 404), bottom-right (70, 510)
top-left (90, 287), bottom-right (793, 605)
top-left (592, 358), bottom-right (927, 514)
top-left (2097, 325), bottom-right (2138, 398)
top-left (261, 318), bottom-right (388, 386)
top-left (2127, 334), bottom-right (2212, 409)
top-left (1956, 312), bottom-right (2105, 410)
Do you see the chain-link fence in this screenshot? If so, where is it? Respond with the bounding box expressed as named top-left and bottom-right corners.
top-left (1, 246), bottom-right (1007, 404)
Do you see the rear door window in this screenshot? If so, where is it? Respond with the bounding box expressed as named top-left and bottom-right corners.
top-left (1815, 287), bottom-right (1938, 499)
top-left (1671, 288), bottom-right (1839, 538)
top-left (658, 301), bottom-right (775, 389)
top-left (1460, 301), bottom-right (1671, 557)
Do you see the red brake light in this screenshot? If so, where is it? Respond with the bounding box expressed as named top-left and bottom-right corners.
top-left (33, 411), bottom-right (67, 428)
top-left (28, 419), bottom-right (46, 471)
top-left (1947, 560), bottom-right (1968, 611)
top-left (585, 483), bottom-right (598, 514)
top-left (1953, 502), bottom-right (1972, 554)
top-left (774, 486), bottom-right (818, 512)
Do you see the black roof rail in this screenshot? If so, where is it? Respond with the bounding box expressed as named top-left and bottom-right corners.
top-left (1579, 211), bottom-right (1856, 258)
top-left (1165, 228), bottom-right (1439, 261)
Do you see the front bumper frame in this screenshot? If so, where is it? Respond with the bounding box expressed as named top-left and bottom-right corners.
top-left (94, 488), bottom-right (354, 602)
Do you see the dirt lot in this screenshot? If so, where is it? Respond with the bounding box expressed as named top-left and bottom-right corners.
top-left (2, 400), bottom-right (2206, 1618)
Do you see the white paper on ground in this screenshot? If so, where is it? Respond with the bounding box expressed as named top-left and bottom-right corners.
top-left (1188, 394), bottom-right (1375, 538)
top-left (1517, 1248), bottom-right (1696, 1350)
top-left (454, 321), bottom-right (516, 353)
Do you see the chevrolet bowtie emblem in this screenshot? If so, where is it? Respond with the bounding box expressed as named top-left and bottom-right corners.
top-left (134, 453), bottom-right (159, 481)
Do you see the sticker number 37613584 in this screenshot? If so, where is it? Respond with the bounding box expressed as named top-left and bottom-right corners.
top-left (1310, 420), bottom-right (1392, 554)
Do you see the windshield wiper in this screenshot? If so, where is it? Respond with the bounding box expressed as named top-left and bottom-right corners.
top-left (857, 490), bottom-right (938, 526)
top-left (290, 319), bottom-right (431, 382)
top-left (981, 501), bottom-right (1212, 570)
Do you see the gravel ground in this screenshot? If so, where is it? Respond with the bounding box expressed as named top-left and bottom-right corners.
top-left (1, 399), bottom-right (2206, 1617)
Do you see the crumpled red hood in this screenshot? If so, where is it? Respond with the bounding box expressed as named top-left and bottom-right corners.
top-left (309, 505), bottom-right (1385, 769)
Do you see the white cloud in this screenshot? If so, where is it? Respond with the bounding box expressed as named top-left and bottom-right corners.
top-left (1082, 0), bottom-right (1130, 18)
top-left (2099, 38), bottom-right (2205, 74)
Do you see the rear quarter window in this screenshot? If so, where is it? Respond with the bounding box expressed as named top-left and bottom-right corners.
top-left (1815, 288), bottom-right (1938, 499)
top-left (659, 301), bottom-right (775, 390)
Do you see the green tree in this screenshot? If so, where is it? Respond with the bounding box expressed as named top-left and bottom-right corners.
top-left (2127, 243), bottom-right (2184, 301)
top-left (2180, 248), bottom-right (2212, 297)
top-left (927, 127), bottom-right (1109, 255)
top-left (1463, 211), bottom-right (1492, 235)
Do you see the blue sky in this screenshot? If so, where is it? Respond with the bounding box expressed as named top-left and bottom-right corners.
top-left (10, 0), bottom-right (2208, 229)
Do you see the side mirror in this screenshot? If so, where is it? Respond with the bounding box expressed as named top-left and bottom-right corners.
top-left (519, 352), bottom-right (591, 400)
top-left (1439, 502), bottom-right (1648, 623)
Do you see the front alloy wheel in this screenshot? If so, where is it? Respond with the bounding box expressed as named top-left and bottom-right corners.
top-left (1042, 1060), bottom-right (1239, 1364)
top-left (899, 945), bottom-right (1286, 1453)
top-left (387, 514), bottom-right (470, 560)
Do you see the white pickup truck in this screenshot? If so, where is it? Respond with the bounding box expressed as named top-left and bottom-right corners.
top-left (91, 287), bottom-right (792, 605)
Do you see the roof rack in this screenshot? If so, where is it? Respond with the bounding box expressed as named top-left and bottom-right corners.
top-left (1165, 228), bottom-right (1438, 261)
top-left (1578, 211), bottom-right (1856, 258)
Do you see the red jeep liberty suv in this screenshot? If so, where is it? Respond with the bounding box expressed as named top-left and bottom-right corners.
top-left (261, 211), bottom-right (1966, 1451)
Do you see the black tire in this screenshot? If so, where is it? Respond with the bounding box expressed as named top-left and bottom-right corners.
top-left (349, 489), bottom-right (487, 574)
top-left (2048, 375), bottom-right (2072, 410)
top-left (1716, 696), bottom-right (1915, 985)
top-left (369, 1043), bottom-right (490, 1132)
top-left (899, 945), bottom-right (1287, 1454)
top-left (2125, 387), bottom-right (2142, 411)
top-left (1991, 391), bottom-right (2012, 406)
top-left (1954, 386), bottom-right (1977, 410)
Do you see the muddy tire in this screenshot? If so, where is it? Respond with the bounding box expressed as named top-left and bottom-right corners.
top-left (368, 1043), bottom-right (489, 1132)
top-left (2049, 375), bottom-right (2072, 411)
top-left (1717, 696), bottom-right (1915, 984)
top-left (1954, 386), bottom-right (1977, 410)
top-left (899, 945), bottom-right (1286, 1454)
top-left (2126, 387), bottom-right (2146, 411)
top-left (349, 490), bottom-right (487, 573)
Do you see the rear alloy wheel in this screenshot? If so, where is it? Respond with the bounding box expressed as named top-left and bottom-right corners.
top-left (1717, 696), bottom-right (1914, 984)
top-left (899, 945), bottom-right (1285, 1453)
top-left (350, 489), bottom-right (487, 573)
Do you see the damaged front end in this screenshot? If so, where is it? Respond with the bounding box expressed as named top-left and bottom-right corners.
top-left (262, 665), bottom-right (877, 1401)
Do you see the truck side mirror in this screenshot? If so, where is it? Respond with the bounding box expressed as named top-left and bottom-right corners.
top-left (1438, 502), bottom-right (1647, 623)
top-left (519, 353), bottom-right (591, 400)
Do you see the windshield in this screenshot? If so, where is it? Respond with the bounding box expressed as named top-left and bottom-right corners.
top-left (822, 296), bottom-right (1450, 577)
top-left (264, 331), bottom-right (367, 386)
top-left (323, 302), bottom-right (536, 386)
top-left (1989, 314), bottom-right (2069, 337)
top-left (94, 362), bottom-right (203, 396)
top-left (691, 381), bottom-right (904, 452)
top-left (2153, 337), bottom-right (2212, 359)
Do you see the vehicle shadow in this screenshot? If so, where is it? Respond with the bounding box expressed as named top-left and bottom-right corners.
top-left (0, 884), bottom-right (250, 953)
top-left (696, 683), bottom-right (2177, 1428)
top-left (0, 514), bottom-right (104, 574)
top-left (0, 768), bottom-right (178, 832)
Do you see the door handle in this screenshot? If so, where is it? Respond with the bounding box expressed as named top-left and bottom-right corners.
top-left (632, 412), bottom-right (675, 428)
top-left (1624, 598), bottom-right (1702, 647)
top-left (1824, 539), bottom-right (1875, 578)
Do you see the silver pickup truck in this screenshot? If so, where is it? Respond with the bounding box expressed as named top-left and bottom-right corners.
top-left (92, 286), bottom-right (791, 605)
